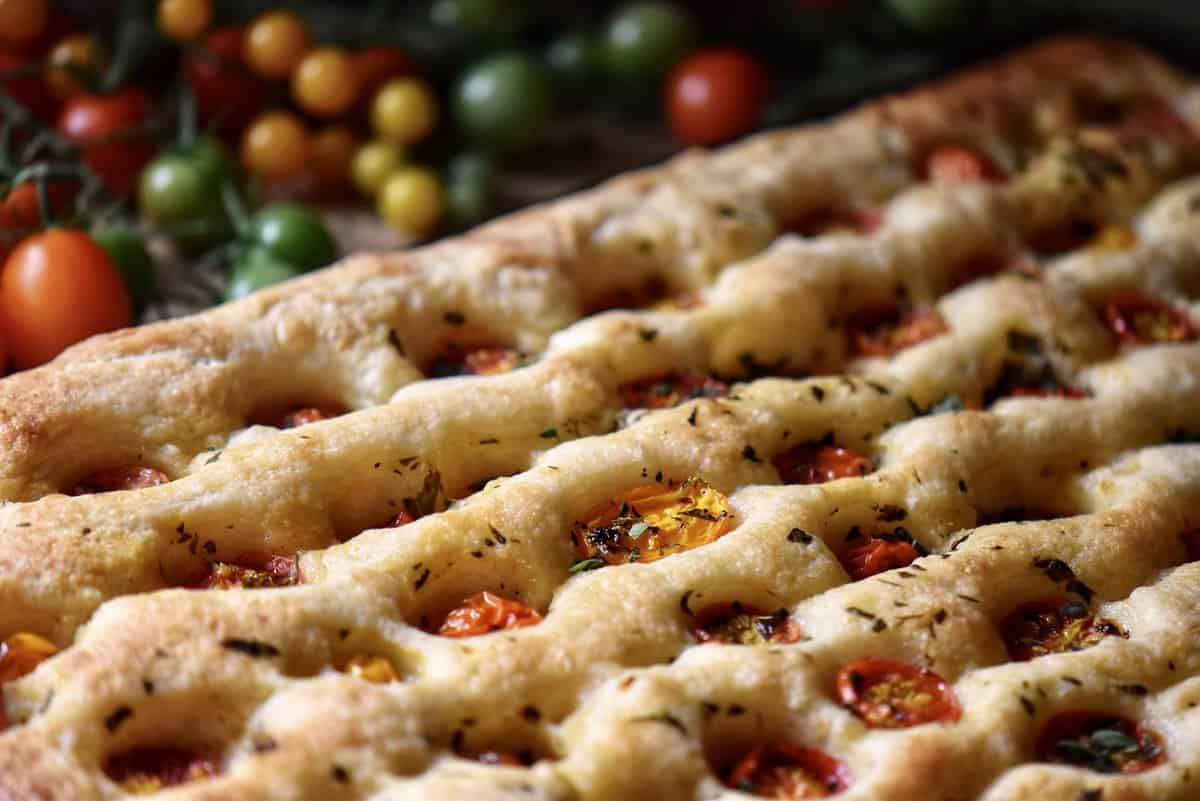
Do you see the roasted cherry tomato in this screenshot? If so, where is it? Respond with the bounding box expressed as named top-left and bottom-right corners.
top-left (923, 144), bottom-right (1003, 184)
top-left (340, 653), bottom-right (400, 683)
top-left (619, 370), bottom-right (728, 409)
top-left (0, 229), bottom-right (132, 369)
top-left (353, 45), bottom-right (416, 101)
top-left (773, 444), bottom-right (873, 485)
top-left (240, 111), bottom-right (309, 180)
top-left (185, 26), bottom-right (264, 138)
top-left (104, 748), bottom-right (218, 792)
top-left (46, 33), bottom-right (102, 100)
top-left (0, 632), bottom-right (57, 684)
top-left (90, 224), bottom-right (156, 315)
top-left (571, 478), bottom-right (734, 567)
top-left (157, 0), bottom-right (211, 41)
top-left (137, 136), bottom-right (235, 251)
top-left (0, 0), bottom-right (48, 43)
top-left (1102, 291), bottom-right (1194, 346)
top-left (839, 528), bottom-right (921, 580)
top-left (269, 405), bottom-right (344, 429)
top-left (428, 344), bottom-right (521, 378)
top-left (835, 658), bottom-right (961, 728)
top-left (193, 552), bottom-right (297, 589)
top-left (1036, 711), bottom-right (1165, 774)
top-left (57, 89), bottom-right (153, 194)
top-left (999, 597), bottom-right (1126, 662)
top-left (247, 203), bottom-right (336, 273)
top-left (438, 591), bottom-right (543, 637)
top-left (225, 246), bottom-right (302, 302)
top-left (71, 465), bottom-right (169, 495)
top-left (310, 125), bottom-right (359, 188)
top-left (452, 53), bottom-right (551, 152)
top-left (846, 304), bottom-right (948, 358)
top-left (292, 46), bottom-right (359, 117)
top-left (666, 47), bottom-right (770, 146)
top-left (725, 743), bottom-right (851, 799)
top-left (243, 9), bottom-right (308, 79)
top-left (378, 166), bottom-right (444, 236)
top-left (691, 602), bottom-right (803, 645)
top-left (602, 2), bottom-right (698, 86)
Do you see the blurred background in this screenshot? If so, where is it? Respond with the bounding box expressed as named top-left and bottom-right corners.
top-left (0, 0), bottom-right (1195, 372)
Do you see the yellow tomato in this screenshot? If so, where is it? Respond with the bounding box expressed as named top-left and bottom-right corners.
top-left (0, 0), bottom-right (48, 43)
top-left (311, 125), bottom-right (359, 186)
top-left (350, 139), bottom-right (403, 197)
top-left (370, 78), bottom-right (437, 145)
top-left (292, 47), bottom-right (358, 117)
top-left (47, 34), bottom-right (102, 100)
top-left (243, 10), bottom-right (308, 79)
top-left (377, 166), bottom-right (443, 236)
top-left (157, 0), bottom-right (212, 41)
top-left (240, 111), bottom-right (309, 180)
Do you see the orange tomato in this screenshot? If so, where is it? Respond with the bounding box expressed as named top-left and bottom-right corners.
top-left (291, 47), bottom-right (358, 117)
top-left (0, 0), bottom-right (49, 43)
top-left (0, 229), bottom-right (132, 369)
top-left (240, 111), bottom-right (309, 180)
top-left (243, 10), bottom-right (308, 79)
top-left (157, 0), bottom-right (212, 41)
top-left (438, 591), bottom-right (543, 637)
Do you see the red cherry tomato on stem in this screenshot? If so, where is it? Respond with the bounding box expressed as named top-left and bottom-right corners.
top-left (185, 26), bottom-right (264, 139)
top-left (1, 180), bottom-right (78, 230)
top-left (0, 228), bottom-right (132, 369)
top-left (665, 47), bottom-right (770, 146)
top-left (0, 48), bottom-right (56, 120)
top-left (57, 89), bottom-right (154, 194)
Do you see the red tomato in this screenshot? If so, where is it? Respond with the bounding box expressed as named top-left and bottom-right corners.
top-left (0, 48), bottom-right (55, 120)
top-left (666, 47), bottom-right (770, 146)
top-left (0, 229), bottom-right (132, 369)
top-left (691, 602), bottom-right (803, 645)
top-left (839, 530), bottom-right (919, 580)
top-left (104, 748), bottom-right (218, 792)
top-left (846, 304), bottom-right (948, 357)
top-left (924, 144), bottom-right (1004, 184)
top-left (725, 743), bottom-right (851, 798)
top-left (1036, 711), bottom-right (1165, 774)
top-left (57, 89), bottom-right (154, 194)
top-left (0, 179), bottom-right (78, 230)
top-left (437, 591), bottom-right (543, 637)
top-left (835, 658), bottom-right (961, 728)
top-left (354, 45), bottom-right (416, 103)
top-left (999, 597), bottom-right (1125, 662)
top-left (773, 444), bottom-right (873, 484)
top-left (619, 370), bottom-right (728, 409)
top-left (1102, 291), bottom-right (1194, 346)
top-left (71, 465), bottom-right (169, 495)
top-left (185, 26), bottom-right (264, 139)
top-left (428, 344), bottom-right (520, 378)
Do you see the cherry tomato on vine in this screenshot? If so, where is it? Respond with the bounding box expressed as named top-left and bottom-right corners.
top-left (157, 0), bottom-right (212, 41)
top-left (371, 78), bottom-right (437, 145)
top-left (601, 2), bottom-right (698, 86)
top-left (243, 10), bottom-right (308, 79)
top-left (444, 151), bottom-right (495, 230)
top-left (0, 180), bottom-right (77, 230)
top-left (0, 48), bottom-right (54, 121)
top-left (240, 111), bottom-right (309, 180)
top-left (57, 89), bottom-right (153, 194)
top-left (225, 246), bottom-right (300, 302)
top-left (90, 224), bottom-right (155, 315)
top-left (247, 203), bottom-right (335, 273)
top-left (311, 125), bottom-right (359, 187)
top-left (666, 47), bottom-right (770, 146)
top-left (350, 139), bottom-right (403, 196)
top-left (0, 0), bottom-right (49, 44)
top-left (452, 53), bottom-right (550, 152)
top-left (0, 229), bottom-right (132, 369)
top-left (47, 33), bottom-right (103, 100)
top-left (292, 47), bottom-right (358, 117)
top-left (353, 46), bottom-right (415, 102)
top-left (137, 136), bottom-right (234, 251)
top-left (185, 26), bottom-right (263, 139)
top-left (377, 166), bottom-right (443, 236)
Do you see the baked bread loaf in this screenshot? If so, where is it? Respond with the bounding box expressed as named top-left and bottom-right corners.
top-left (3, 35), bottom-right (1200, 801)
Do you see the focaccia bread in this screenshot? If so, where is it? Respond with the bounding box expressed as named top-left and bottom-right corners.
top-left (2, 35), bottom-right (1200, 801)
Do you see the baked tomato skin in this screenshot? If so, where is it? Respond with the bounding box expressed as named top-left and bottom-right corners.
top-left (71, 465), bottom-right (169, 495)
top-left (725, 743), bottom-right (851, 799)
top-left (274, 405), bottom-right (344, 429)
top-left (192, 552), bottom-right (297, 589)
top-left (1036, 711), bottom-right (1166, 774)
top-left (691, 602), bottom-right (803, 645)
top-left (437, 591), bottom-right (542, 637)
top-left (103, 748), bottom-right (218, 792)
top-left (839, 528), bottom-right (922, 581)
top-left (1102, 291), bottom-right (1194, 346)
top-left (665, 47), bottom-right (770, 147)
top-left (428, 344), bottom-right (521, 378)
top-left (619, 370), bottom-right (728, 409)
top-left (340, 653), bottom-right (400, 683)
top-left (923, 144), bottom-right (1004, 184)
top-left (846, 305), bottom-right (948, 358)
top-left (835, 658), bottom-right (961, 728)
top-left (999, 597), bottom-right (1125, 662)
top-left (57, 89), bottom-right (154, 194)
top-left (773, 444), bottom-right (872, 485)
top-left (0, 228), bottom-right (133, 370)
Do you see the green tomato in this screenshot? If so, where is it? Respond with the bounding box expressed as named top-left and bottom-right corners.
top-left (601, 2), bottom-right (698, 86)
top-left (90, 223), bottom-right (155, 314)
top-left (445, 170), bottom-right (493, 231)
top-left (246, 203), bottom-right (337, 273)
top-left (452, 52), bottom-right (551, 153)
top-left (446, 151), bottom-right (496, 189)
top-left (885, 0), bottom-right (966, 33)
top-left (545, 29), bottom-right (600, 96)
top-left (225, 247), bottom-right (302, 302)
top-left (137, 136), bottom-right (234, 251)
top-left (429, 0), bottom-right (523, 43)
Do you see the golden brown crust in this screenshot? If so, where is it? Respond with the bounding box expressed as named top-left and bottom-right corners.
top-left (2, 35), bottom-right (1200, 801)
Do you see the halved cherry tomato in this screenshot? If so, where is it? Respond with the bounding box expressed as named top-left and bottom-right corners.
top-left (846, 305), bottom-right (948, 358)
top-left (71, 465), bottom-right (169, 495)
top-left (57, 89), bottom-right (153, 194)
top-left (341, 653), bottom-right (400, 683)
top-left (999, 597), bottom-right (1126, 662)
top-left (104, 748), bottom-right (218, 793)
top-left (0, 228), bottom-right (133, 369)
top-left (619, 370), bottom-right (728, 409)
top-left (835, 658), bottom-right (961, 728)
top-left (923, 144), bottom-right (1004, 184)
top-left (265, 405), bottom-right (345, 429)
top-left (571, 478), bottom-right (734, 566)
top-left (1036, 711), bottom-right (1165, 774)
top-left (725, 743), bottom-right (851, 799)
top-left (773, 444), bottom-right (873, 485)
top-left (1102, 291), bottom-right (1194, 346)
top-left (839, 529), bottom-right (920, 580)
top-left (192, 552), bottom-right (297, 589)
top-left (428, 344), bottom-right (521, 378)
top-left (0, 632), bottom-right (57, 684)
top-left (437, 591), bottom-right (543, 637)
top-left (185, 26), bottom-right (264, 138)
top-left (666, 47), bottom-right (770, 147)
top-left (691, 602), bottom-right (803, 645)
